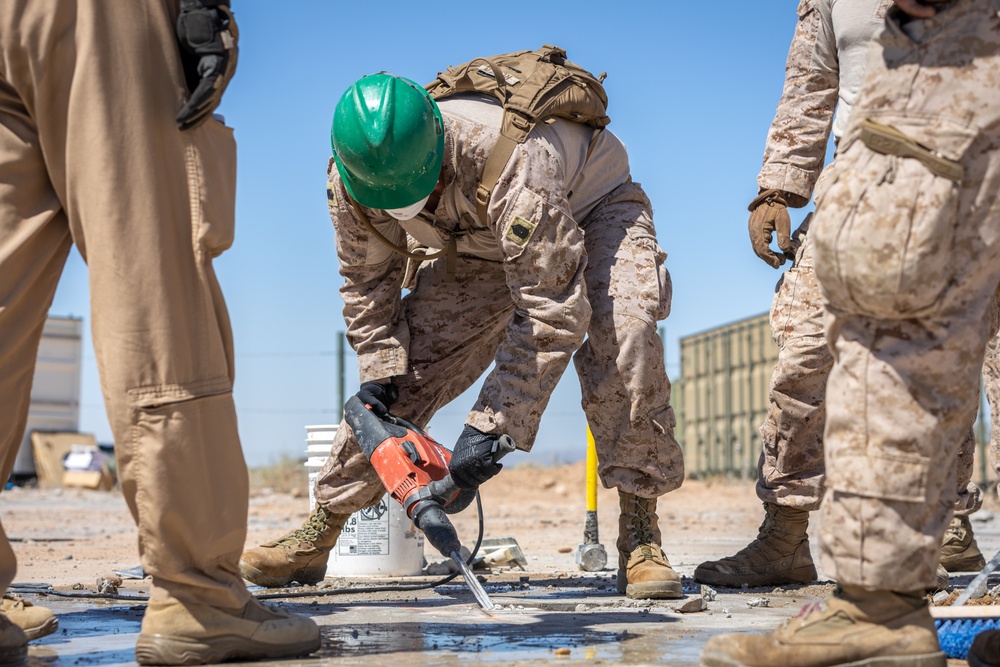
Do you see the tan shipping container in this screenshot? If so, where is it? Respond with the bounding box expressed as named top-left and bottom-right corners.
top-left (674, 313), bottom-right (777, 479)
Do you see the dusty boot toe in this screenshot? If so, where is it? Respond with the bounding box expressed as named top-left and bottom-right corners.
top-left (618, 545), bottom-right (683, 599)
top-left (0, 595), bottom-right (57, 641)
top-left (699, 588), bottom-right (945, 667)
top-left (135, 597), bottom-right (320, 666)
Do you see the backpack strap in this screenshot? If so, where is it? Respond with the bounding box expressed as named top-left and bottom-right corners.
top-left (347, 194), bottom-right (467, 282)
top-left (475, 133), bottom-right (519, 224)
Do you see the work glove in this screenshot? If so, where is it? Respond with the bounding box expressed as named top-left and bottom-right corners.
top-left (449, 425), bottom-right (506, 490)
top-left (748, 188), bottom-right (793, 269)
top-left (175, 0), bottom-right (239, 130)
top-left (355, 381), bottom-right (399, 417)
top-left (893, 0), bottom-right (949, 18)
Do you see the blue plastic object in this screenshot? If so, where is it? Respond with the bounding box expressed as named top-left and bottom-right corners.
top-left (937, 618), bottom-right (1000, 659)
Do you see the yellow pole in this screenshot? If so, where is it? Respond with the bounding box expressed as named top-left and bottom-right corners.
top-left (586, 424), bottom-right (598, 513)
top-left (576, 423), bottom-right (607, 571)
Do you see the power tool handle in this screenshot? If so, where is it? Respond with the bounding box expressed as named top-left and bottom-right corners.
top-left (493, 434), bottom-right (516, 461)
top-left (429, 434), bottom-right (516, 513)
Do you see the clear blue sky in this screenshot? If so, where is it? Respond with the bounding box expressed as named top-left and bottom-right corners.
top-left (48, 2), bottom-right (815, 469)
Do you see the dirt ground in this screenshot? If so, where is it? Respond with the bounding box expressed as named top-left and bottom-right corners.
top-left (3, 461), bottom-right (782, 586)
top-left (2, 461), bottom-right (998, 666)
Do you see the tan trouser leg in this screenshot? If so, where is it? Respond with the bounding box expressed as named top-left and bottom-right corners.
top-left (574, 181), bottom-right (683, 498)
top-left (760, 221), bottom-right (982, 516)
top-left (0, 0), bottom-right (249, 608)
top-left (812, 0), bottom-right (1000, 591)
top-left (0, 77), bottom-right (72, 591)
top-left (983, 291), bottom-right (1000, 496)
top-left (758, 232), bottom-right (830, 511)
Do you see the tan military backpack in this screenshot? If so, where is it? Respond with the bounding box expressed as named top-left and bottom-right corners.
top-left (345, 45), bottom-right (610, 282)
top-left (426, 44), bottom-right (611, 224)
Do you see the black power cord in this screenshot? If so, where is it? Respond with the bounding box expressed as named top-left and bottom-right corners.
top-left (8, 492), bottom-right (488, 604)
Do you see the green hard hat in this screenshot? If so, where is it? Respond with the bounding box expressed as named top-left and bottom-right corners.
top-left (331, 73), bottom-right (444, 210)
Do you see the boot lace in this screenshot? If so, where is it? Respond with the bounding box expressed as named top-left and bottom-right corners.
top-left (274, 506), bottom-right (333, 549)
top-left (627, 497), bottom-right (656, 547)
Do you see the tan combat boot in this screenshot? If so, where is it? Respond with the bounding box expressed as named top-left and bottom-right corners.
top-left (0, 595), bottom-right (57, 641)
top-left (616, 492), bottom-right (683, 599)
top-left (694, 502), bottom-right (817, 587)
top-left (239, 505), bottom-right (350, 587)
top-left (700, 586), bottom-right (946, 667)
top-left (135, 596), bottom-right (320, 665)
top-left (0, 613), bottom-right (27, 666)
top-left (939, 514), bottom-right (987, 572)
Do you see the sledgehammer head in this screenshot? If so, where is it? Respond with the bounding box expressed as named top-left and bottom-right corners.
top-left (576, 543), bottom-right (608, 572)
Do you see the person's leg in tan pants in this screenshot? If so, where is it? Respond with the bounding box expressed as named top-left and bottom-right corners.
top-left (0, 1), bottom-right (318, 664)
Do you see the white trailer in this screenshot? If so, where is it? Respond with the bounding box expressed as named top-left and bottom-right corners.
top-left (14, 316), bottom-right (83, 477)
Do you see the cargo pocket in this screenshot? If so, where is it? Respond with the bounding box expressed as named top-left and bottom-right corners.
top-left (829, 452), bottom-right (930, 503)
top-left (624, 223), bottom-right (671, 322)
top-left (812, 113), bottom-right (975, 318)
top-left (186, 119), bottom-right (237, 258)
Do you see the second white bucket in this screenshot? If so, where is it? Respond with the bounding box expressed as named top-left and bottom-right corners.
top-left (304, 424), bottom-right (425, 577)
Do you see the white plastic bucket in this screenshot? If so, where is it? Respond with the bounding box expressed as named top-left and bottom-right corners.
top-left (304, 425), bottom-right (338, 514)
top-left (303, 424), bottom-right (425, 577)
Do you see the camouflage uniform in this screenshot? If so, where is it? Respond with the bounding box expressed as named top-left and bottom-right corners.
top-left (810, 0), bottom-right (1000, 591)
top-left (313, 95), bottom-right (681, 513)
top-left (984, 292), bottom-right (1000, 496)
top-left (756, 0), bottom-right (985, 517)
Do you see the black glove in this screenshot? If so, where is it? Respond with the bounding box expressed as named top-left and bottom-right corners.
top-left (449, 425), bottom-right (506, 490)
top-left (176, 0), bottom-right (239, 130)
top-left (356, 381), bottom-right (399, 417)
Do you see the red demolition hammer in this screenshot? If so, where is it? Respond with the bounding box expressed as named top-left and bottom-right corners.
top-left (343, 395), bottom-right (515, 609)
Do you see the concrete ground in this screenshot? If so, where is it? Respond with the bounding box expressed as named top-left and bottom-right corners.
top-left (4, 463), bottom-right (998, 666)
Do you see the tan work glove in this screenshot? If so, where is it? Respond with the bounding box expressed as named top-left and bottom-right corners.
top-left (893, 0), bottom-right (950, 19)
top-left (748, 189), bottom-right (793, 269)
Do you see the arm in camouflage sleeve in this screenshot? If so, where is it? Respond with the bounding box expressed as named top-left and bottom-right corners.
top-left (327, 161), bottom-right (410, 382)
top-left (463, 143), bottom-right (591, 451)
top-left (757, 0), bottom-right (840, 208)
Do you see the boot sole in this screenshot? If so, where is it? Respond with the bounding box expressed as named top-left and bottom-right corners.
top-left (616, 571), bottom-right (684, 599)
top-left (135, 633), bottom-right (321, 666)
top-left (625, 581), bottom-right (683, 600)
top-left (700, 649), bottom-right (946, 667)
top-left (23, 616), bottom-right (58, 642)
top-left (239, 562), bottom-right (326, 588)
top-left (693, 563), bottom-right (817, 588)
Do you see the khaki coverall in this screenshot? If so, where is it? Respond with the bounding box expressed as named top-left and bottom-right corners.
top-left (811, 0), bottom-right (1000, 591)
top-left (314, 95), bottom-right (681, 513)
top-left (0, 0), bottom-right (251, 609)
top-left (756, 0), bottom-right (990, 518)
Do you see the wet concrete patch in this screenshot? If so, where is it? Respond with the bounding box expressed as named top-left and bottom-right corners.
top-left (29, 603), bottom-right (141, 667)
top-left (320, 617), bottom-right (631, 661)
